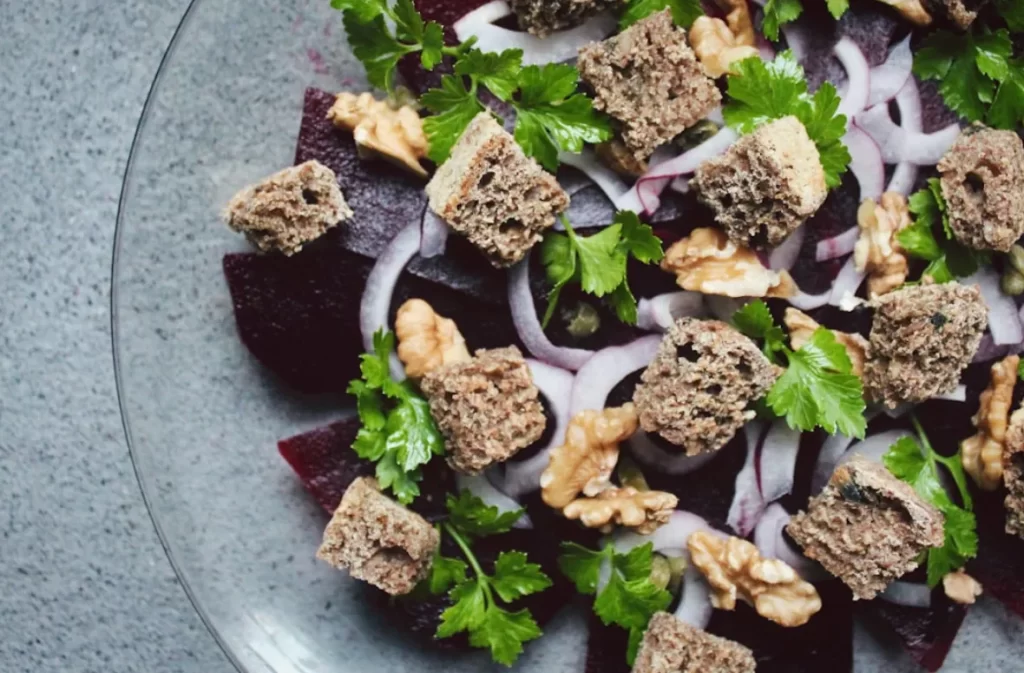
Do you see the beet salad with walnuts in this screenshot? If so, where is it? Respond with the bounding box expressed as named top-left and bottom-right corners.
top-left (219, 0), bottom-right (1024, 670)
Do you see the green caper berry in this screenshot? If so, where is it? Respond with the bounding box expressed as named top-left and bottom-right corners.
top-left (1008, 244), bottom-right (1024, 275)
top-left (676, 119), bottom-right (721, 151)
top-left (563, 302), bottom-right (601, 339)
top-left (650, 554), bottom-right (672, 591)
top-left (666, 555), bottom-right (688, 595)
top-left (1002, 269), bottom-right (1024, 296)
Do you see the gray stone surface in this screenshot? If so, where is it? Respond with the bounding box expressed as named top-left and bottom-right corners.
top-left (0, 1), bottom-right (230, 671)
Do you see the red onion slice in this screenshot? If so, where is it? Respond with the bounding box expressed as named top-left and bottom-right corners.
top-left (674, 566), bottom-right (714, 629)
top-left (780, 24), bottom-right (808, 62)
top-left (758, 421), bottom-right (802, 505)
top-left (754, 503), bottom-right (827, 581)
top-left (787, 289), bottom-right (832, 311)
top-left (880, 581), bottom-right (933, 609)
top-left (636, 292), bottom-right (706, 332)
top-left (360, 221), bottom-right (421, 378)
top-left (627, 431), bottom-right (717, 475)
top-left (815, 226), bottom-right (860, 262)
top-left (840, 429), bottom-right (913, 466)
top-left (420, 208), bottom-right (449, 259)
top-left (508, 260), bottom-right (594, 371)
top-left (933, 384), bottom-right (968, 403)
top-left (964, 267), bottom-right (1024, 346)
top-left (812, 432), bottom-right (859, 494)
top-left (501, 359), bottom-right (575, 497)
top-left (769, 225), bottom-right (806, 271)
top-left (727, 422), bottom-right (767, 537)
top-left (973, 333), bottom-right (1024, 363)
top-left (835, 38), bottom-right (871, 120)
top-left (887, 79), bottom-right (924, 196)
top-left (453, 1), bottom-right (617, 65)
top-left (609, 510), bottom-right (718, 557)
top-left (866, 35), bottom-right (913, 108)
top-left (456, 472), bottom-right (534, 529)
top-left (569, 335), bottom-right (661, 415)
top-left (829, 256), bottom-right (866, 307)
top-left (617, 127), bottom-right (739, 214)
top-left (704, 295), bottom-right (748, 323)
top-left (559, 149), bottom-right (630, 204)
top-left (855, 105), bottom-right (960, 166)
top-left (844, 125), bottom-right (885, 202)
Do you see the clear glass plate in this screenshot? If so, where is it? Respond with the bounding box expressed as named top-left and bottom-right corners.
top-left (113, 1), bottom-right (1024, 671)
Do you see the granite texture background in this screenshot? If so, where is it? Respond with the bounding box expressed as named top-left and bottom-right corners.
top-left (0, 1), bottom-right (230, 671)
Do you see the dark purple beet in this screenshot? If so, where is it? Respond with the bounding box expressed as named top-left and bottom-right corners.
top-left (916, 78), bottom-right (963, 134)
top-left (798, 3), bottom-right (900, 91)
top-left (863, 594), bottom-right (967, 672)
top-left (789, 173), bottom-right (860, 295)
top-left (584, 614), bottom-right (631, 673)
top-left (969, 492), bottom-right (1024, 620)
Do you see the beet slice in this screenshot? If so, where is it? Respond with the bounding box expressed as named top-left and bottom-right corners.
top-left (862, 594), bottom-right (967, 672)
top-left (789, 173), bottom-right (860, 296)
top-left (969, 492), bottom-right (1024, 620)
top-left (584, 614), bottom-right (631, 673)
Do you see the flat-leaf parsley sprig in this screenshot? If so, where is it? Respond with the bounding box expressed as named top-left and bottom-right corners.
top-left (732, 300), bottom-right (867, 438)
top-left (724, 51), bottom-right (851, 188)
top-left (619, 0), bottom-right (704, 30)
top-left (883, 414), bottom-right (978, 586)
top-left (541, 211), bottom-right (665, 327)
top-left (428, 491), bottom-right (553, 666)
top-left (761, 0), bottom-right (848, 42)
top-left (898, 178), bottom-right (987, 284)
top-left (347, 329), bottom-right (445, 504)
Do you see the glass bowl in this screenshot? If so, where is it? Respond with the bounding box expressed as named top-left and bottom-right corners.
top-left (113, 1), bottom-right (1024, 671)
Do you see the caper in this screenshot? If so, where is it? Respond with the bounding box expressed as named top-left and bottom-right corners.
top-left (675, 119), bottom-right (721, 151)
top-left (616, 454), bottom-right (650, 492)
top-left (650, 554), bottom-right (672, 591)
top-left (1008, 244), bottom-right (1024, 275)
top-left (1002, 269), bottom-right (1024, 296)
top-left (666, 555), bottom-right (688, 595)
top-left (563, 301), bottom-right (601, 339)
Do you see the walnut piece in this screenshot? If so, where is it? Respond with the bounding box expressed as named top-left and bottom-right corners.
top-left (784, 308), bottom-right (870, 376)
top-left (854, 193), bottom-right (912, 299)
top-left (541, 405), bottom-right (639, 509)
top-left (688, 531), bottom-right (822, 627)
top-left (395, 299), bottom-right (471, 378)
top-left (328, 92), bottom-right (429, 177)
top-left (689, 1), bottom-right (758, 79)
top-left (942, 569), bottom-right (983, 605)
top-left (661, 228), bottom-right (797, 299)
top-left (874, 0), bottom-right (932, 25)
top-left (962, 355), bottom-right (1019, 491)
top-left (563, 486), bottom-right (678, 534)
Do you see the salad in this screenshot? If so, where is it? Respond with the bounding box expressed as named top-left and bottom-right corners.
top-left (219, 0), bottom-right (1024, 670)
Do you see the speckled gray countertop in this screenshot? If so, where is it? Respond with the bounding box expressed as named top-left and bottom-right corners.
top-left (0, 2), bottom-right (230, 671)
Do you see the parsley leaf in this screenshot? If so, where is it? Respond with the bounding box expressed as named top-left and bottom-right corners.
top-left (557, 542), bottom-right (606, 594)
top-left (732, 300), bottom-right (867, 437)
top-left (346, 329), bottom-right (444, 504)
top-left (826, 0), bottom-right (849, 19)
top-left (446, 490), bottom-right (524, 538)
top-left (883, 417), bottom-right (978, 587)
top-left (901, 179), bottom-right (985, 284)
top-left (454, 48), bottom-right (523, 102)
top-left (724, 52), bottom-right (850, 188)
top-left (761, 0), bottom-right (803, 42)
top-left (988, 58), bottom-right (1024, 130)
top-left (995, 0), bottom-right (1024, 31)
top-left (619, 0), bottom-right (704, 29)
top-left (491, 551), bottom-right (554, 602)
top-left (1018, 357), bottom-right (1024, 381)
top-left (541, 212), bottom-right (665, 327)
top-left (421, 75), bottom-right (486, 163)
top-left (429, 551), bottom-right (468, 595)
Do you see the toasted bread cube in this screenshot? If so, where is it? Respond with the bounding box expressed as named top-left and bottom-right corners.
top-left (316, 477), bottom-right (439, 596)
top-left (632, 612), bottom-right (756, 673)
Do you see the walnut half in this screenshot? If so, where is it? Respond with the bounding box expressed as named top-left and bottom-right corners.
top-left (942, 570), bottom-right (983, 605)
top-left (328, 92), bottom-right (429, 177)
top-left (784, 308), bottom-right (870, 376)
top-left (854, 193), bottom-right (912, 300)
top-left (563, 486), bottom-right (678, 535)
top-left (689, 4), bottom-right (758, 79)
top-left (688, 531), bottom-right (822, 627)
top-left (962, 355), bottom-right (1019, 491)
top-left (661, 228), bottom-right (797, 299)
top-left (395, 299), bottom-right (471, 378)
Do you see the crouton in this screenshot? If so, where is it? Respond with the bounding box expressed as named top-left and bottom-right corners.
top-left (425, 114), bottom-right (569, 267)
top-left (938, 125), bottom-right (1024, 253)
top-left (420, 346), bottom-right (546, 474)
top-left (578, 9), bottom-right (721, 163)
top-left (691, 117), bottom-right (827, 248)
top-left (923, 0), bottom-right (983, 29)
top-left (862, 283), bottom-right (988, 408)
top-left (633, 318), bottom-right (780, 456)
top-left (787, 457), bottom-right (945, 600)
top-left (316, 477), bottom-right (439, 596)
top-left (224, 160), bottom-right (352, 256)
top-left (632, 612), bottom-right (756, 673)
top-left (1004, 407), bottom-right (1024, 539)
top-left (509, 0), bottom-right (620, 36)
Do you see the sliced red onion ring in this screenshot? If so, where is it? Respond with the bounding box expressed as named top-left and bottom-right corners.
top-left (727, 422), bottom-right (767, 537)
top-left (757, 35), bottom-right (775, 62)
top-left (500, 359), bottom-right (575, 497)
top-left (360, 221), bottom-right (421, 379)
top-left (933, 384), bottom-right (968, 403)
top-left (780, 24), bottom-right (808, 62)
top-left (812, 432), bottom-right (858, 494)
top-left (964, 267), bottom-right (1024, 346)
top-left (839, 429), bottom-right (913, 466)
top-left (609, 510), bottom-right (718, 558)
top-left (758, 421), bottom-right (802, 505)
top-left (769, 225), bottom-right (806, 271)
top-left (830, 256), bottom-right (866, 307)
top-left (558, 149), bottom-right (631, 204)
top-left (704, 295), bottom-right (747, 323)
top-left (973, 333), bottom-right (1024, 363)
top-left (636, 292), bottom-right (706, 332)
top-left (456, 472), bottom-right (533, 529)
top-left (844, 125), bottom-right (885, 202)
top-left (815, 226), bottom-right (860, 262)
top-left (887, 79), bottom-right (923, 196)
top-left (880, 581), bottom-right (933, 608)
top-left (627, 431), bottom-right (717, 475)
top-left (866, 35), bottom-right (913, 108)
top-left (669, 175), bottom-right (690, 195)
top-left (674, 566), bottom-right (714, 629)
top-left (453, 1), bottom-right (617, 65)
top-left (754, 503), bottom-right (827, 581)
top-left (508, 260), bottom-right (594, 371)
top-left (855, 104), bottom-right (960, 166)
top-left (617, 127), bottom-right (739, 214)
top-left (787, 289), bottom-right (832, 311)
top-left (569, 335), bottom-right (661, 415)
top-left (834, 38), bottom-right (870, 120)
top-left (420, 208), bottom-right (449, 259)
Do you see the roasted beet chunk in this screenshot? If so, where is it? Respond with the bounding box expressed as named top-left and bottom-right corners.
top-left (863, 593), bottom-right (967, 672)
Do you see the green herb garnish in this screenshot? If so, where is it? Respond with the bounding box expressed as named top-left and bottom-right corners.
top-left (899, 178), bottom-right (987, 284)
top-left (760, 0), bottom-right (847, 42)
top-left (619, 0), bottom-right (704, 29)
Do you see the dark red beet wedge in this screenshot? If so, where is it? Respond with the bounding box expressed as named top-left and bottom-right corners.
top-left (970, 492), bottom-right (1024, 620)
top-left (584, 614), bottom-right (630, 673)
top-left (790, 174), bottom-right (860, 296)
top-left (863, 594), bottom-right (967, 672)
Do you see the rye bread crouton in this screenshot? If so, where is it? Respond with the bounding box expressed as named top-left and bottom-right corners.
top-left (224, 160), bottom-right (352, 256)
top-left (938, 125), bottom-right (1024, 252)
top-left (317, 477), bottom-right (439, 596)
top-left (425, 113), bottom-right (569, 268)
top-left (1004, 407), bottom-right (1024, 539)
top-left (691, 116), bottom-right (827, 248)
top-left (633, 318), bottom-right (780, 456)
top-left (632, 612), bottom-right (756, 673)
top-left (420, 346), bottom-right (546, 474)
top-left (509, 0), bottom-right (621, 36)
top-left (577, 9), bottom-right (720, 163)
top-left (787, 457), bottom-right (945, 600)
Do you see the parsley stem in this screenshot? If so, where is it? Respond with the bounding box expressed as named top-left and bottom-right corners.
top-left (910, 414), bottom-right (935, 454)
top-left (909, 413), bottom-right (973, 510)
top-left (559, 213), bottom-right (578, 239)
top-left (443, 522), bottom-right (494, 603)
